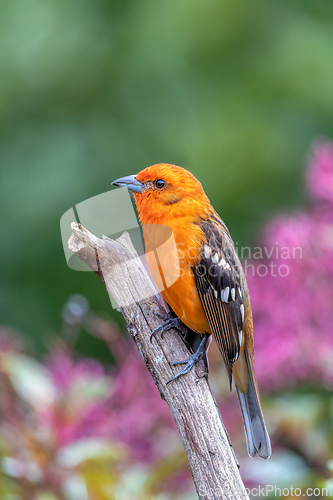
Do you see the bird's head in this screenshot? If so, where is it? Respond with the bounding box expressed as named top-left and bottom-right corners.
top-left (112, 163), bottom-right (211, 224)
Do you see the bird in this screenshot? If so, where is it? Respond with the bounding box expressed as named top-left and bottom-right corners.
top-left (112, 163), bottom-right (271, 459)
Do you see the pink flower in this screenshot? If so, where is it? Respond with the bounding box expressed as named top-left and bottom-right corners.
top-left (248, 140), bottom-right (333, 390)
top-left (44, 347), bottom-right (175, 462)
top-left (307, 139), bottom-right (333, 206)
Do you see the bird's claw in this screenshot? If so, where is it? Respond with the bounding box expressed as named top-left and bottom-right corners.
top-left (166, 333), bottom-right (209, 384)
top-left (167, 352), bottom-right (203, 383)
top-left (170, 352), bottom-right (203, 366)
top-left (150, 315), bottom-right (186, 343)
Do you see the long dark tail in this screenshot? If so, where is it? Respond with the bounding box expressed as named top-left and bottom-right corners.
top-left (235, 350), bottom-right (271, 459)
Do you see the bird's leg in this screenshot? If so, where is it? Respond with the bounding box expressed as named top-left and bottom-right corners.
top-left (150, 311), bottom-right (188, 343)
top-left (167, 333), bottom-right (210, 384)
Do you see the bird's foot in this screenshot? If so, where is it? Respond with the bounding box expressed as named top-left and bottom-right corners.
top-left (167, 334), bottom-right (209, 384)
top-left (150, 313), bottom-right (187, 343)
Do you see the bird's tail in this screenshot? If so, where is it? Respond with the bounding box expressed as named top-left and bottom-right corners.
top-left (233, 350), bottom-right (271, 459)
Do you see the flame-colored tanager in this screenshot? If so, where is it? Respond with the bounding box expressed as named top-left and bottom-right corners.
top-left (112, 164), bottom-right (271, 459)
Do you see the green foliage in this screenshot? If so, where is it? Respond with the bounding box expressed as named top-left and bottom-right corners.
top-left (0, 0), bottom-right (333, 351)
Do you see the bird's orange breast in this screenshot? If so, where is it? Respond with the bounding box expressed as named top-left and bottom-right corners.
top-left (142, 221), bottom-right (211, 334)
top-left (161, 266), bottom-right (211, 334)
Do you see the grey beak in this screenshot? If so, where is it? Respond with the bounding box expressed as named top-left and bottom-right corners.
top-left (111, 174), bottom-right (144, 193)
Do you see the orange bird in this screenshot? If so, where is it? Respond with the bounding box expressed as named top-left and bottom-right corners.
top-left (112, 164), bottom-right (271, 459)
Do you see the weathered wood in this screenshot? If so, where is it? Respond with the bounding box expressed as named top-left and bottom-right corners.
top-left (68, 222), bottom-right (249, 500)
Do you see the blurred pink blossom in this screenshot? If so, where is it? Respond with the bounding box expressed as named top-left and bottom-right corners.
top-left (249, 139), bottom-right (333, 390)
top-left (307, 139), bottom-right (333, 206)
top-left (44, 347), bottom-right (174, 463)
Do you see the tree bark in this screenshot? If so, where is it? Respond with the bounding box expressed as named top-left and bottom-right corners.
top-left (68, 222), bottom-right (249, 500)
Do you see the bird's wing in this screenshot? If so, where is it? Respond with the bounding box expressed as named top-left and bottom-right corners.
top-left (194, 216), bottom-right (245, 385)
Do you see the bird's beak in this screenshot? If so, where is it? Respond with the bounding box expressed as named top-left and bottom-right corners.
top-left (111, 174), bottom-right (144, 193)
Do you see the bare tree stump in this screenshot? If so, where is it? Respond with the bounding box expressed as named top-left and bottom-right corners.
top-left (68, 222), bottom-right (249, 500)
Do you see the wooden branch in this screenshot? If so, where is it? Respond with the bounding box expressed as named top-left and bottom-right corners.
top-left (68, 222), bottom-right (249, 500)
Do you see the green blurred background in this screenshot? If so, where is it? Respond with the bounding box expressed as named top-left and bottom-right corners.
top-left (1, 0), bottom-right (333, 357)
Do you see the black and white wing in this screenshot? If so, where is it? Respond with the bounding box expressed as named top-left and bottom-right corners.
top-left (194, 217), bottom-right (245, 386)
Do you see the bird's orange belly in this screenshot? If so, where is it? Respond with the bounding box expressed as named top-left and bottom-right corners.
top-left (161, 269), bottom-right (211, 334)
top-left (143, 226), bottom-right (210, 334)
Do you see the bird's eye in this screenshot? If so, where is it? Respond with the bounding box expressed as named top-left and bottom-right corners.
top-left (155, 179), bottom-right (166, 189)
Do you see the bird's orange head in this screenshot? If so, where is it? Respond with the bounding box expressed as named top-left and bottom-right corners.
top-left (112, 163), bottom-right (211, 225)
